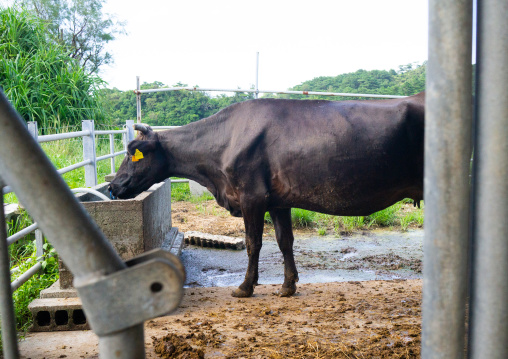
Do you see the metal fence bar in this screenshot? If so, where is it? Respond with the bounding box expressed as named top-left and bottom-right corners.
top-left (151, 126), bottom-right (180, 130)
top-left (422, 1), bottom-right (473, 358)
top-left (96, 150), bottom-right (128, 163)
top-left (469, 0), bottom-right (508, 357)
top-left (0, 181), bottom-right (20, 359)
top-left (6, 223), bottom-right (39, 246)
top-left (0, 90), bottom-right (145, 358)
top-left (57, 159), bottom-right (93, 175)
top-left (135, 86), bottom-right (406, 98)
top-left (10, 262), bottom-right (42, 292)
top-left (95, 130), bottom-right (126, 135)
top-left (109, 134), bottom-right (115, 173)
top-left (136, 76), bottom-right (141, 123)
top-left (37, 130), bottom-right (91, 143)
top-left (125, 120), bottom-right (135, 149)
top-left (82, 120), bottom-right (97, 187)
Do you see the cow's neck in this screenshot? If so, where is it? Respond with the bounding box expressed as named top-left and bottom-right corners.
top-left (159, 120), bottom-right (227, 200)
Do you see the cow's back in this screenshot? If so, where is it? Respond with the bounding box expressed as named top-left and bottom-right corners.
top-left (220, 94), bottom-right (424, 216)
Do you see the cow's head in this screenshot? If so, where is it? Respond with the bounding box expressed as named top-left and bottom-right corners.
top-left (108, 124), bottom-right (170, 199)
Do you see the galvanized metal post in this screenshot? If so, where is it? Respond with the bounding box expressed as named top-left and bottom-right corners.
top-left (82, 120), bottom-right (97, 187)
top-left (124, 120), bottom-right (135, 154)
top-left (0, 91), bottom-right (145, 358)
top-left (423, 1), bottom-right (473, 358)
top-left (27, 122), bottom-right (44, 259)
top-left (0, 178), bottom-right (20, 358)
top-left (136, 76), bottom-right (141, 124)
top-left (109, 134), bottom-right (115, 173)
top-left (469, 0), bottom-right (508, 357)
top-left (255, 52), bottom-right (259, 99)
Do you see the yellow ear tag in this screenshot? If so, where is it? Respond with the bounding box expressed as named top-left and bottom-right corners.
top-left (132, 149), bottom-right (144, 162)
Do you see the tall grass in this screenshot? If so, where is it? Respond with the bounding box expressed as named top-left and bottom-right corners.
top-left (0, 6), bottom-right (107, 129)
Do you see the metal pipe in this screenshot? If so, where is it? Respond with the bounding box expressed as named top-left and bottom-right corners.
top-left (95, 130), bottom-right (126, 135)
top-left (96, 150), bottom-right (127, 163)
top-left (6, 223), bottom-right (39, 246)
top-left (423, 1), bottom-right (473, 358)
top-left (10, 261), bottom-right (42, 292)
top-left (37, 130), bottom-right (91, 143)
top-left (109, 134), bottom-right (115, 173)
top-left (70, 188), bottom-right (111, 201)
top-left (135, 86), bottom-right (406, 98)
top-left (469, 0), bottom-right (508, 357)
top-left (136, 76), bottom-right (141, 124)
top-left (0, 182), bottom-right (20, 358)
top-left (57, 159), bottom-right (93, 175)
top-left (0, 90), bottom-right (145, 358)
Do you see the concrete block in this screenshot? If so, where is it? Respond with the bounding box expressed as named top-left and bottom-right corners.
top-left (3, 203), bottom-right (19, 221)
top-left (29, 297), bottom-right (89, 332)
top-left (34, 228), bottom-right (184, 331)
top-left (60, 180), bottom-right (172, 289)
top-left (189, 180), bottom-right (211, 197)
top-left (104, 173), bottom-right (116, 182)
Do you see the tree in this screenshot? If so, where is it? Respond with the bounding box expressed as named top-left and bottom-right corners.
top-left (19, 0), bottom-right (125, 74)
top-left (0, 6), bottom-right (107, 129)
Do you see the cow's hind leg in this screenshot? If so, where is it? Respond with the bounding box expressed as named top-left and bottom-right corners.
top-left (270, 208), bottom-right (299, 297)
top-left (232, 204), bottom-right (265, 298)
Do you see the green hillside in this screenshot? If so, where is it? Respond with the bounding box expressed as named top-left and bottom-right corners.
top-left (103, 63), bottom-right (426, 127)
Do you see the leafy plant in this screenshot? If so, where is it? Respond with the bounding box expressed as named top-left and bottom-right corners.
top-left (0, 6), bottom-right (107, 129)
top-left (291, 208), bottom-right (315, 228)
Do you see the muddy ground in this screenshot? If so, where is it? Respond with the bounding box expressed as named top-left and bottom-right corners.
top-left (19, 201), bottom-right (424, 358)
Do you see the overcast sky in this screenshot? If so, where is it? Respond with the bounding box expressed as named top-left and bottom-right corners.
top-left (101, 0), bottom-right (429, 92)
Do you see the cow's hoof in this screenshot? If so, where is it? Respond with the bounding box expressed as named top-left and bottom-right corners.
top-left (232, 287), bottom-right (253, 298)
top-left (277, 285), bottom-right (296, 297)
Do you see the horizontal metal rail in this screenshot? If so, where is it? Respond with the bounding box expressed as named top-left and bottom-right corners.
top-left (96, 150), bottom-right (127, 162)
top-left (57, 159), bottom-right (93, 175)
top-left (170, 179), bottom-right (189, 183)
top-left (95, 129), bottom-right (127, 135)
top-left (6, 222), bottom-right (38, 246)
top-left (38, 130), bottom-right (91, 143)
top-left (10, 261), bottom-right (42, 292)
top-left (135, 86), bottom-right (407, 99)
top-left (151, 126), bottom-right (181, 130)
top-left (10, 258), bottom-right (33, 274)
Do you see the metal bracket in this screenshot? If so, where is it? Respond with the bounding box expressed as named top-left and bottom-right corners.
top-left (76, 249), bottom-right (185, 336)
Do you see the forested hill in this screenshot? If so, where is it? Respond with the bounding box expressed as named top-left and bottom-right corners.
top-left (287, 62), bottom-right (426, 100)
top-left (103, 63), bottom-right (426, 127)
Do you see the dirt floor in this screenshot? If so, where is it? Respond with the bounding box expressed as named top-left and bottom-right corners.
top-left (20, 281), bottom-right (422, 358)
top-left (148, 280), bottom-right (422, 359)
top-left (19, 201), bottom-right (424, 358)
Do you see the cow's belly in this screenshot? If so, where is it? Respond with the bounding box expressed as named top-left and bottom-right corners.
top-left (269, 166), bottom-right (422, 216)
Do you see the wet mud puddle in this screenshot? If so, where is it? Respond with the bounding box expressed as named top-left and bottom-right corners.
top-left (181, 229), bottom-right (424, 288)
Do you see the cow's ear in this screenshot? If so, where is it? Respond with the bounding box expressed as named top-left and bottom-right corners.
top-left (128, 139), bottom-right (157, 156)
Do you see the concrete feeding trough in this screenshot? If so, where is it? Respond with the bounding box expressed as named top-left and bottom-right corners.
top-left (58, 179), bottom-right (177, 288)
top-left (29, 179), bottom-right (184, 332)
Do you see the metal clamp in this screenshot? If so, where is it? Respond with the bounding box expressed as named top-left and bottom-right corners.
top-left (76, 249), bottom-right (185, 336)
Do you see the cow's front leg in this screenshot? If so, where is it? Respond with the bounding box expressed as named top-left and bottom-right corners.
top-left (270, 208), bottom-right (299, 297)
top-left (232, 204), bottom-right (265, 298)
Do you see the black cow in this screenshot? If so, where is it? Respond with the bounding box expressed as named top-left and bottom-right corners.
top-left (109, 92), bottom-right (425, 297)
